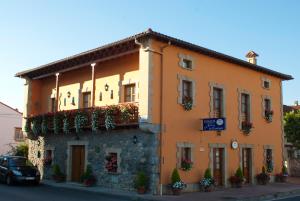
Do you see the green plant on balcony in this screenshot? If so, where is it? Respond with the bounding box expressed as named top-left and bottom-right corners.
top-left (120, 106), bottom-right (131, 122)
top-left (182, 96), bottom-right (193, 111)
top-left (24, 118), bottom-right (31, 133)
top-left (91, 109), bottom-right (100, 132)
top-left (41, 115), bottom-right (49, 134)
top-left (63, 113), bottom-right (70, 134)
top-left (75, 111), bottom-right (88, 133)
top-left (105, 106), bottom-right (116, 131)
top-left (32, 116), bottom-right (42, 136)
top-left (241, 121), bottom-right (253, 134)
top-left (53, 113), bottom-right (63, 134)
top-left (265, 110), bottom-right (274, 122)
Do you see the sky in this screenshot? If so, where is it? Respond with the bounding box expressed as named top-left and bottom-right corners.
top-left (0, 0), bottom-right (299, 111)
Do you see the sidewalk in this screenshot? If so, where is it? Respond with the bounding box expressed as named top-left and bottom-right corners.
top-left (42, 179), bottom-right (300, 201)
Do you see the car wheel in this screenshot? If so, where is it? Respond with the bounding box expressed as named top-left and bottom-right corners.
top-left (6, 176), bottom-right (13, 185)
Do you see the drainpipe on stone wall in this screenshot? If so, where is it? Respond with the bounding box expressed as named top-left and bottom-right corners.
top-left (135, 38), bottom-right (171, 195)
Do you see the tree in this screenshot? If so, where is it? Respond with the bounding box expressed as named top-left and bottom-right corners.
top-left (7, 143), bottom-right (28, 157)
top-left (284, 110), bottom-right (300, 148)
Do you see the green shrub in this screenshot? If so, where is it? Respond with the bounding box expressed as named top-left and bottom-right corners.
top-left (204, 168), bottom-right (212, 179)
top-left (282, 165), bottom-right (288, 175)
top-left (134, 171), bottom-right (148, 189)
top-left (14, 143), bottom-right (28, 157)
top-left (81, 165), bottom-right (93, 181)
top-left (262, 166), bottom-right (266, 174)
top-left (171, 168), bottom-right (181, 184)
top-left (235, 167), bottom-right (243, 179)
top-left (52, 164), bottom-right (62, 176)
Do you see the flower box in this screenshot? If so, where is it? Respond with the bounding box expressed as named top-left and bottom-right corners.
top-left (241, 121), bottom-right (253, 134)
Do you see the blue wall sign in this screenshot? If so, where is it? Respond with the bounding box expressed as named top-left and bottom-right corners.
top-left (201, 118), bottom-right (226, 131)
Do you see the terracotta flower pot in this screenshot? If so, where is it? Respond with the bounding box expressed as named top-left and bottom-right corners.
top-left (172, 189), bottom-right (181, 195)
top-left (137, 186), bottom-right (146, 194)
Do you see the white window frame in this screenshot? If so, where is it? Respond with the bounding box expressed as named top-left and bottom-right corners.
top-left (261, 95), bottom-right (272, 118)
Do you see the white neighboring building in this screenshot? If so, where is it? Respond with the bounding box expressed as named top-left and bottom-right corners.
top-left (0, 102), bottom-right (23, 155)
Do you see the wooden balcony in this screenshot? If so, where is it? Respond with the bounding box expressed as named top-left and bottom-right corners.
top-left (25, 103), bottom-right (138, 138)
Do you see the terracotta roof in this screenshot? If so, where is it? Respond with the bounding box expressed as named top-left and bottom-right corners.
top-left (15, 28), bottom-right (293, 80)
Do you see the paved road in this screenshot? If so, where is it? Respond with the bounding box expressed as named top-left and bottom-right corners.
top-left (274, 196), bottom-right (300, 201)
top-left (0, 183), bottom-right (133, 201)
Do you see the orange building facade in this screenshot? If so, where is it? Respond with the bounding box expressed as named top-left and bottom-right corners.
top-left (17, 29), bottom-right (293, 194)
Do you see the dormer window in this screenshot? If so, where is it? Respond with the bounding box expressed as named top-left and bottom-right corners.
top-left (178, 53), bottom-right (194, 70)
top-left (262, 77), bottom-right (271, 89)
top-left (182, 59), bottom-right (192, 69)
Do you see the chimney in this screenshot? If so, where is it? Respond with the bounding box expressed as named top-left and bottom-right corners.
top-left (246, 51), bottom-right (259, 65)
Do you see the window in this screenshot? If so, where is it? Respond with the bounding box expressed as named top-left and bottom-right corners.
top-left (124, 84), bottom-right (136, 102)
top-left (64, 98), bottom-right (66, 106)
top-left (241, 93), bottom-right (250, 122)
top-left (51, 98), bottom-right (56, 112)
top-left (182, 80), bottom-right (192, 102)
top-left (110, 90), bottom-right (114, 99)
top-left (82, 92), bottom-right (91, 108)
top-left (213, 88), bottom-right (223, 118)
top-left (263, 81), bottom-right (270, 89)
top-left (14, 127), bottom-right (24, 141)
top-left (182, 59), bottom-right (192, 69)
top-left (105, 152), bottom-right (118, 173)
top-left (179, 54), bottom-right (194, 70)
top-left (99, 92), bottom-right (102, 101)
top-left (264, 99), bottom-right (271, 111)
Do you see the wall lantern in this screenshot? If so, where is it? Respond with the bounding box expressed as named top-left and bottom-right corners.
top-left (67, 91), bottom-right (71, 98)
top-left (133, 135), bottom-right (138, 144)
top-left (105, 84), bottom-right (109, 91)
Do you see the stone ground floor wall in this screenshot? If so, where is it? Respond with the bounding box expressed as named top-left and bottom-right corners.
top-left (289, 159), bottom-right (300, 176)
top-left (28, 128), bottom-right (159, 194)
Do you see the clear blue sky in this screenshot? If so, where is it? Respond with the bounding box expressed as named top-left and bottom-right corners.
top-left (0, 0), bottom-right (299, 111)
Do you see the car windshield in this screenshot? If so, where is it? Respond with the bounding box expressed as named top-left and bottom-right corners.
top-left (8, 158), bottom-right (32, 167)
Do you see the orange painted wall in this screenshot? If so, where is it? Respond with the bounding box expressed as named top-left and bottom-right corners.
top-left (150, 40), bottom-right (284, 185)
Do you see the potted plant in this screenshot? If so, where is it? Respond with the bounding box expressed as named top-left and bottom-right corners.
top-left (170, 168), bottom-right (186, 195)
top-left (241, 121), bottom-right (253, 134)
top-left (52, 164), bottom-right (66, 182)
top-left (182, 96), bottom-right (193, 111)
top-left (229, 167), bottom-right (245, 188)
top-left (275, 165), bottom-right (288, 182)
top-left (199, 168), bottom-right (215, 192)
top-left (256, 166), bottom-right (270, 185)
top-left (265, 110), bottom-right (274, 122)
top-left (134, 171), bottom-right (148, 194)
top-left (81, 165), bottom-right (97, 187)
top-left (181, 159), bottom-right (193, 171)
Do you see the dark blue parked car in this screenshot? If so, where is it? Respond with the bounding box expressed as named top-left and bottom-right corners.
top-left (0, 156), bottom-right (40, 185)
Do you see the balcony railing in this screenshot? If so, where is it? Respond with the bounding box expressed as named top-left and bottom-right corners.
top-left (25, 103), bottom-right (138, 138)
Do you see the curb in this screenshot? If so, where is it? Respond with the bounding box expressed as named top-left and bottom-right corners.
top-left (42, 182), bottom-right (160, 201)
top-left (236, 189), bottom-right (300, 201)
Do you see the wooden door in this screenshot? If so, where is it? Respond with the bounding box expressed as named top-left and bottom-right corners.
top-left (71, 145), bottom-right (85, 182)
top-left (242, 148), bottom-right (251, 183)
top-left (213, 148), bottom-right (224, 186)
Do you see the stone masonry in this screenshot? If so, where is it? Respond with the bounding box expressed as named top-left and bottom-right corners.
top-left (28, 128), bottom-right (159, 194)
